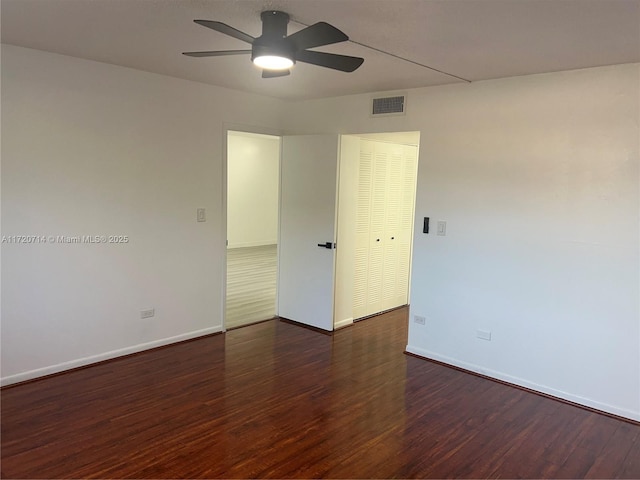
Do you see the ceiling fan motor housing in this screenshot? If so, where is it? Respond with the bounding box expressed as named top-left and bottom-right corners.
top-left (251, 11), bottom-right (296, 64)
top-left (260, 10), bottom-right (290, 37)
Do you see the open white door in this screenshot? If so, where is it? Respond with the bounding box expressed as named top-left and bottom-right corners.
top-left (278, 135), bottom-right (340, 331)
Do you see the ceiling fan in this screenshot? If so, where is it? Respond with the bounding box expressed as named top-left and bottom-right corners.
top-left (183, 10), bottom-right (364, 78)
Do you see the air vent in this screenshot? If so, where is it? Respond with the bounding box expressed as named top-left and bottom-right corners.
top-left (371, 95), bottom-right (406, 116)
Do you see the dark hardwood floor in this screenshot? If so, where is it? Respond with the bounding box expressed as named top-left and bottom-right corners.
top-left (2, 307), bottom-right (639, 479)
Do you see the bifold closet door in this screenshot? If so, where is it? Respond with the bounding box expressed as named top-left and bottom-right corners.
top-left (353, 140), bottom-right (418, 320)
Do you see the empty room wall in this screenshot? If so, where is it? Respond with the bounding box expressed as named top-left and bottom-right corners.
top-left (227, 132), bottom-right (280, 248)
top-left (283, 64), bottom-right (640, 420)
top-left (3, 43), bottom-right (639, 422)
top-left (1, 45), bottom-right (285, 384)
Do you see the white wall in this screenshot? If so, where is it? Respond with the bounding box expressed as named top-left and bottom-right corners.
top-left (283, 64), bottom-right (640, 421)
top-left (2, 44), bottom-right (638, 421)
top-left (227, 132), bottom-right (280, 248)
top-left (0, 45), bottom-right (284, 384)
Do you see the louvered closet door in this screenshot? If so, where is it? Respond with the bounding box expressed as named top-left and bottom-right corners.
top-left (352, 144), bottom-right (373, 320)
top-left (353, 139), bottom-right (418, 320)
top-left (367, 146), bottom-right (388, 315)
top-left (381, 145), bottom-right (403, 311)
top-left (354, 140), bottom-right (385, 319)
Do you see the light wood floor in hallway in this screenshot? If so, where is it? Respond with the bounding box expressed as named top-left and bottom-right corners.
top-left (226, 244), bottom-right (277, 329)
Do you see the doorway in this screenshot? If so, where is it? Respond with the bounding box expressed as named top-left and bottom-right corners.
top-left (225, 131), bottom-right (281, 329)
top-left (277, 132), bottom-right (420, 331)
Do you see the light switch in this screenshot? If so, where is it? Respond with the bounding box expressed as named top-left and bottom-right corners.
top-left (197, 208), bottom-right (206, 222)
top-left (437, 221), bottom-right (446, 236)
top-left (476, 330), bottom-right (492, 341)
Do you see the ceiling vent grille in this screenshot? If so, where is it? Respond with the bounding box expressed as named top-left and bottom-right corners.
top-left (371, 95), bottom-right (406, 116)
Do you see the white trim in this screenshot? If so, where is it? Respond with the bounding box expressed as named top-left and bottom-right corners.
top-left (227, 240), bottom-right (278, 249)
top-left (405, 344), bottom-right (640, 422)
top-left (334, 317), bottom-right (354, 329)
top-left (1, 326), bottom-right (223, 387)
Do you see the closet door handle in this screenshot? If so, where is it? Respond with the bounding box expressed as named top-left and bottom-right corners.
top-left (376, 238), bottom-right (380, 242)
top-left (317, 242), bottom-right (334, 249)
top-left (391, 237), bottom-right (395, 240)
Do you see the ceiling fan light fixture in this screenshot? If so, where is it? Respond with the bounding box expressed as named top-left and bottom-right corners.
top-left (253, 55), bottom-right (294, 70)
top-left (185, 10), bottom-right (365, 76)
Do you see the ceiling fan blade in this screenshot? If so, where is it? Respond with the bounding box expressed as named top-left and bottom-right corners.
top-left (286, 22), bottom-right (348, 51)
top-left (262, 69), bottom-right (291, 78)
top-left (296, 50), bottom-right (364, 72)
top-left (183, 50), bottom-right (252, 57)
top-left (194, 20), bottom-right (255, 44)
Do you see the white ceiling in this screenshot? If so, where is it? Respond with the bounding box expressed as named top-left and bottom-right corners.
top-left (2, 0), bottom-right (639, 101)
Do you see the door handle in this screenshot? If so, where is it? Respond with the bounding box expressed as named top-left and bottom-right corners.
top-left (317, 242), bottom-right (334, 249)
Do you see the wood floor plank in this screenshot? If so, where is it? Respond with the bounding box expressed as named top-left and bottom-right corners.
top-left (585, 422), bottom-right (640, 478)
top-left (226, 244), bottom-right (277, 329)
top-left (619, 434), bottom-right (640, 479)
top-left (2, 307), bottom-right (639, 479)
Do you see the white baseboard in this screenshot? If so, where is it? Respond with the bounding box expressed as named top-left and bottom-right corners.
top-left (1, 325), bottom-right (224, 387)
top-left (405, 344), bottom-right (640, 422)
top-left (334, 317), bottom-right (354, 329)
top-left (227, 241), bottom-right (277, 249)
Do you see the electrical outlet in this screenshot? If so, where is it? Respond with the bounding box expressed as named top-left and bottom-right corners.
top-left (140, 308), bottom-right (155, 319)
top-left (476, 329), bottom-right (491, 341)
top-left (414, 315), bottom-right (426, 325)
